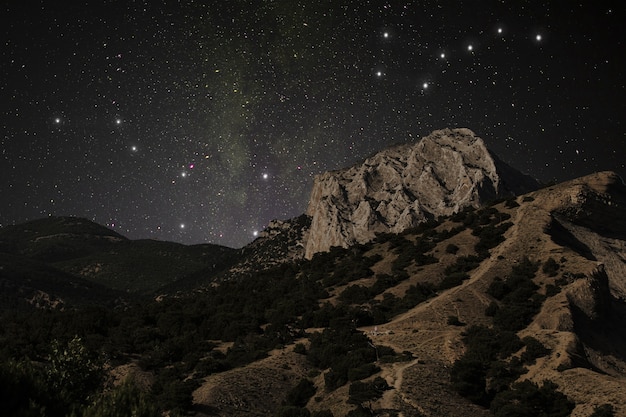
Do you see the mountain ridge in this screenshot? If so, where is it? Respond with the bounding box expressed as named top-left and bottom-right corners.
top-left (1, 134), bottom-right (625, 417)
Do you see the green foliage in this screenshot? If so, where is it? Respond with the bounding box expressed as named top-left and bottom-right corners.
top-left (78, 378), bottom-right (159, 417)
top-left (490, 380), bottom-right (574, 417)
top-left (46, 336), bottom-right (105, 409)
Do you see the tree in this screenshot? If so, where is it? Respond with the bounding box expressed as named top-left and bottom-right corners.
top-left (348, 377), bottom-right (390, 412)
top-left (490, 380), bottom-right (574, 417)
top-left (77, 378), bottom-right (159, 417)
top-left (46, 336), bottom-right (105, 410)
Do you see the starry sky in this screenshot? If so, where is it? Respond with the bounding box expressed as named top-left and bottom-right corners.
top-left (2, 1), bottom-right (624, 248)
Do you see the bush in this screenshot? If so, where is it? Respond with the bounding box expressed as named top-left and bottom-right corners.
top-left (445, 243), bottom-right (459, 254)
top-left (439, 272), bottom-right (469, 290)
top-left (79, 378), bottom-right (158, 417)
top-left (520, 336), bottom-right (550, 364)
top-left (590, 404), bottom-right (615, 417)
top-left (542, 257), bottom-right (560, 277)
top-left (285, 379), bottom-right (316, 408)
top-left (490, 380), bottom-right (574, 417)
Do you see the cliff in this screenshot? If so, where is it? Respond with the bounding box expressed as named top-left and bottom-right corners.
top-left (304, 128), bottom-right (538, 258)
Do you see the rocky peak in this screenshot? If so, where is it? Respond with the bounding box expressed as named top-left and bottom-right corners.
top-left (303, 128), bottom-right (538, 259)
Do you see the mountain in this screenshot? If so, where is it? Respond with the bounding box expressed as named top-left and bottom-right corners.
top-left (189, 170), bottom-right (626, 417)
top-left (303, 128), bottom-right (539, 259)
top-left (0, 216), bottom-right (238, 305)
top-left (2, 134), bottom-right (626, 417)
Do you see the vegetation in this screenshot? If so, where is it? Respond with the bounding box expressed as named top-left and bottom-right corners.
top-left (451, 258), bottom-right (561, 413)
top-left (0, 199), bottom-right (607, 416)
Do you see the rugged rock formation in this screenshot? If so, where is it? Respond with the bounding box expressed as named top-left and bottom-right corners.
top-left (304, 128), bottom-right (538, 259)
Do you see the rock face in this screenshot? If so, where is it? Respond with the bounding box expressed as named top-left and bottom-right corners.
top-left (304, 128), bottom-right (538, 259)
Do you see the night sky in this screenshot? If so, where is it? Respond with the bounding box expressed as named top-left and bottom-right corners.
top-left (2, 1), bottom-right (624, 248)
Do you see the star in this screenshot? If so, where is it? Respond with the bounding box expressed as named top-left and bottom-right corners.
top-left (130, 145), bottom-right (138, 152)
top-left (54, 117), bottom-right (61, 124)
top-left (422, 82), bottom-right (429, 89)
top-left (467, 44), bottom-right (474, 52)
top-left (115, 118), bottom-right (122, 125)
top-left (262, 173), bottom-right (269, 180)
top-left (535, 34), bottom-right (542, 42)
top-left (179, 223), bottom-right (185, 229)
top-left (383, 32), bottom-right (390, 39)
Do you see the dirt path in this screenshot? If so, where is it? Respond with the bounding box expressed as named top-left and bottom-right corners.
top-left (378, 357), bottom-right (422, 414)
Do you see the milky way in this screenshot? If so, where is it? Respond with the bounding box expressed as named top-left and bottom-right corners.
top-left (1, 1), bottom-right (624, 248)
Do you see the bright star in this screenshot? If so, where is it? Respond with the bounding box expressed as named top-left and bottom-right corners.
top-left (467, 44), bottom-right (474, 51)
top-left (383, 32), bottom-right (389, 39)
top-left (54, 118), bottom-right (61, 124)
top-left (422, 82), bottom-right (429, 89)
top-left (497, 27), bottom-right (503, 34)
top-left (262, 173), bottom-right (269, 180)
top-left (131, 145), bottom-right (138, 152)
top-left (181, 171), bottom-right (188, 178)
top-left (439, 52), bottom-right (446, 59)
top-left (180, 223), bottom-right (185, 229)
top-left (253, 230), bottom-right (259, 237)
top-left (535, 34), bottom-right (542, 41)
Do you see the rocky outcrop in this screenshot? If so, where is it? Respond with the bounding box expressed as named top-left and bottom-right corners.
top-left (566, 264), bottom-right (613, 323)
top-left (303, 128), bottom-right (538, 259)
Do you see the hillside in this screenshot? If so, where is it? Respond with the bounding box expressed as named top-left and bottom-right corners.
top-left (189, 171), bottom-right (626, 417)
top-left (1, 171), bottom-right (625, 417)
top-left (0, 216), bottom-right (238, 305)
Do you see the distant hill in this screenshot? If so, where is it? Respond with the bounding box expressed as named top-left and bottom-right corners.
top-left (0, 216), bottom-right (238, 306)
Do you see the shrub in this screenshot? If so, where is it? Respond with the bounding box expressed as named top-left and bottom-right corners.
top-left (520, 336), bottom-right (550, 364)
top-left (439, 272), bottom-right (469, 290)
top-left (79, 378), bottom-right (158, 417)
top-left (285, 379), bottom-right (316, 408)
top-left (485, 301), bottom-right (499, 317)
top-left (490, 380), bottom-right (574, 417)
top-left (542, 257), bottom-right (560, 277)
top-left (590, 404), bottom-right (615, 417)
top-left (445, 243), bottom-right (460, 254)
